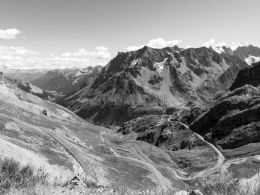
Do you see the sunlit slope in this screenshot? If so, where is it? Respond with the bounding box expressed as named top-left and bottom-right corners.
top-left (0, 77), bottom-right (220, 192)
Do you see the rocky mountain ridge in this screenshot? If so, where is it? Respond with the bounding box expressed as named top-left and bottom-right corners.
top-left (214, 44), bottom-right (260, 65)
top-left (63, 46), bottom-right (247, 125)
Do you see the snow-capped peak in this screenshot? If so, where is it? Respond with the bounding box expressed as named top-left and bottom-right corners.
top-left (202, 39), bottom-right (228, 54)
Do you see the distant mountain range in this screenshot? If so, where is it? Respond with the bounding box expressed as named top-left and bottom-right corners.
top-left (5, 69), bottom-right (47, 83)
top-left (31, 66), bottom-right (102, 97)
top-left (213, 44), bottom-right (260, 64)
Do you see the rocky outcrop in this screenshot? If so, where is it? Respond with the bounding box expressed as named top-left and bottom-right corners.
top-left (118, 115), bottom-right (204, 151)
top-left (214, 45), bottom-right (260, 64)
top-left (233, 45), bottom-right (260, 61)
top-left (230, 61), bottom-right (260, 90)
top-left (190, 85), bottom-right (260, 149)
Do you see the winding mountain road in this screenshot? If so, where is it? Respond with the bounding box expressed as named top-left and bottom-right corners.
top-left (103, 117), bottom-right (227, 192)
top-left (41, 116), bottom-right (226, 191)
top-left (174, 123), bottom-right (225, 179)
top-left (109, 147), bottom-right (172, 192)
top-left (169, 118), bottom-right (225, 180)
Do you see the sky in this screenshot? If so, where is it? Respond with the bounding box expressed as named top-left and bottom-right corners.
top-left (0, 0), bottom-right (260, 69)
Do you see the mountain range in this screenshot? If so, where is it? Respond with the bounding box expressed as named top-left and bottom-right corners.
top-left (11, 44), bottom-right (260, 125)
top-left (62, 45), bottom-right (250, 125)
top-left (2, 44), bottom-right (260, 194)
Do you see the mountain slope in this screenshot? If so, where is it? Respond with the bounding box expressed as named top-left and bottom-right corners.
top-left (63, 46), bottom-right (246, 125)
top-left (190, 85), bottom-right (260, 153)
top-left (197, 53), bottom-right (248, 102)
top-left (233, 45), bottom-right (260, 64)
top-left (215, 45), bottom-right (260, 65)
top-left (0, 76), bottom-right (208, 193)
top-left (230, 61), bottom-right (260, 90)
top-left (117, 114), bottom-right (219, 174)
top-left (31, 66), bottom-right (101, 97)
top-left (1, 75), bottom-right (56, 101)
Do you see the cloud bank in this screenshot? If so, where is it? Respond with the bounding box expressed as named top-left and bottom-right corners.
top-left (0, 46), bottom-right (112, 70)
top-left (0, 28), bottom-right (21, 39)
top-left (0, 46), bottom-right (37, 60)
top-left (126, 38), bottom-right (182, 51)
top-left (61, 46), bottom-right (111, 60)
top-left (202, 39), bottom-right (252, 51)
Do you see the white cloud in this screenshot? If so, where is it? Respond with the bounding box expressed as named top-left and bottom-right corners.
top-left (0, 46), bottom-right (37, 60)
top-left (0, 28), bottom-right (21, 39)
top-left (125, 45), bottom-right (144, 52)
top-left (0, 56), bottom-right (93, 70)
top-left (147, 38), bottom-right (182, 48)
top-left (0, 45), bottom-right (112, 70)
top-left (202, 39), bottom-right (229, 53)
top-left (202, 39), bottom-right (228, 48)
top-left (202, 39), bottom-right (254, 52)
top-left (202, 38), bottom-right (216, 48)
top-left (183, 45), bottom-right (192, 49)
top-left (61, 46), bottom-right (111, 60)
top-left (59, 46), bottom-right (111, 67)
top-left (126, 38), bottom-right (182, 51)
top-left (230, 42), bottom-right (250, 50)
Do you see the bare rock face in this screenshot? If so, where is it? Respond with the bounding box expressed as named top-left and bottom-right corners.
top-left (118, 115), bottom-right (204, 151)
top-left (0, 71), bottom-right (3, 81)
top-left (230, 61), bottom-right (260, 90)
top-left (189, 190), bottom-right (203, 195)
top-left (233, 45), bottom-right (260, 61)
top-left (64, 46), bottom-right (246, 125)
top-left (190, 85), bottom-right (260, 149)
top-left (214, 44), bottom-right (260, 64)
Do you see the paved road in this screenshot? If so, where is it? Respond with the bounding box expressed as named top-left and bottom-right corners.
top-left (168, 118), bottom-right (225, 180)
top-left (45, 129), bottom-right (97, 182)
top-left (109, 148), bottom-right (172, 192)
top-left (43, 115), bottom-right (226, 191)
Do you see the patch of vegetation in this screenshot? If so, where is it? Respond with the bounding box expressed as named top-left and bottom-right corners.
top-left (186, 171), bottom-right (260, 195)
top-left (84, 180), bottom-right (100, 189)
top-left (0, 158), bottom-right (47, 194)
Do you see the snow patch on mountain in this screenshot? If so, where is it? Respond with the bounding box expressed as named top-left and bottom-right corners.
top-left (245, 55), bottom-right (260, 65)
top-left (131, 59), bottom-right (139, 67)
top-left (154, 58), bottom-right (167, 73)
